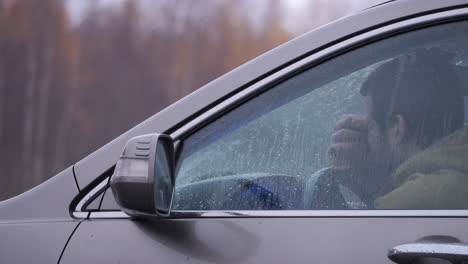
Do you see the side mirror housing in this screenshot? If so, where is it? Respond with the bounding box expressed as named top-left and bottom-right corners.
top-left (110, 133), bottom-right (175, 218)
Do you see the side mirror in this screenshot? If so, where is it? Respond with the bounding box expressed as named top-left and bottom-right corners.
top-left (110, 133), bottom-right (175, 218)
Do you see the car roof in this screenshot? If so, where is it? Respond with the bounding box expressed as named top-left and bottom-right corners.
top-left (74, 0), bottom-right (468, 189)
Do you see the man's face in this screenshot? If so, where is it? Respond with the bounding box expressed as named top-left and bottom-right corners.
top-left (328, 93), bottom-right (407, 179)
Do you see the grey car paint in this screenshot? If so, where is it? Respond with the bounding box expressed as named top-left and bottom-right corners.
top-left (0, 167), bottom-right (81, 263)
top-left (73, 0), bottom-right (468, 190)
top-left (0, 167), bottom-right (78, 222)
top-left (0, 222), bottom-right (79, 263)
top-left (61, 218), bottom-right (468, 264)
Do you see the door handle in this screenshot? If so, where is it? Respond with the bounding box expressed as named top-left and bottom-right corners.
top-left (388, 242), bottom-right (468, 264)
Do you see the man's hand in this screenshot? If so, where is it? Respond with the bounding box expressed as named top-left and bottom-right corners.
top-left (327, 114), bottom-right (369, 168)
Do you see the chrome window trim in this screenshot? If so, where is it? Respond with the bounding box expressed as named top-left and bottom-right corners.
top-left (87, 210), bottom-right (468, 220)
top-left (72, 212), bottom-right (90, 219)
top-left (89, 211), bottom-right (128, 219)
top-left (170, 8), bottom-right (468, 140)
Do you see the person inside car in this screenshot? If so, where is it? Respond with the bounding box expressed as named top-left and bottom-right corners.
top-left (327, 49), bottom-right (468, 209)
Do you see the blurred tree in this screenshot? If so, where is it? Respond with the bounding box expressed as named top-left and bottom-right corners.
top-left (0, 0), bottom-right (359, 200)
top-left (306, 0), bottom-right (350, 29)
top-left (0, 0), bottom-right (77, 200)
top-left (71, 0), bottom-right (170, 164)
top-left (161, 0), bottom-right (292, 100)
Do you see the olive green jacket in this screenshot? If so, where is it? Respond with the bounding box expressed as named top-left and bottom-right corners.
top-left (375, 127), bottom-right (468, 209)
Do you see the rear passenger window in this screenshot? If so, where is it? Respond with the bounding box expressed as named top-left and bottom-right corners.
top-left (174, 20), bottom-right (468, 211)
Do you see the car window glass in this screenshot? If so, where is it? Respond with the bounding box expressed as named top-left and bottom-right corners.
top-left (84, 192), bottom-right (104, 211)
top-left (100, 187), bottom-right (120, 211)
top-left (174, 20), bottom-right (468, 210)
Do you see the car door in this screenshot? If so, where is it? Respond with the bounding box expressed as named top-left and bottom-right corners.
top-left (61, 6), bottom-right (468, 264)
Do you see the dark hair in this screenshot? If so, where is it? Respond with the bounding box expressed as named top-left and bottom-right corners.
top-left (360, 49), bottom-right (464, 147)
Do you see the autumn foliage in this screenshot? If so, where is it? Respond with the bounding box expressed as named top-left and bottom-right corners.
top-left (0, 0), bottom-right (358, 200)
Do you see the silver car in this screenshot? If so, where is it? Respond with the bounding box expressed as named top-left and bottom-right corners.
top-left (2, 0), bottom-right (468, 263)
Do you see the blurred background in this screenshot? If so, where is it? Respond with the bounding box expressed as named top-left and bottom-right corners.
top-left (0, 0), bottom-right (384, 201)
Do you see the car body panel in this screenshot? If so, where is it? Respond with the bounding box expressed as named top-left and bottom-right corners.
top-left (73, 0), bottom-right (468, 190)
top-left (61, 218), bottom-right (468, 264)
top-left (0, 222), bottom-right (79, 264)
top-left (0, 167), bottom-right (81, 263)
top-left (0, 166), bottom-right (78, 222)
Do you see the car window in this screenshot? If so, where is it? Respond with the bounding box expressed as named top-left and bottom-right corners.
top-left (173, 20), bottom-right (468, 211)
